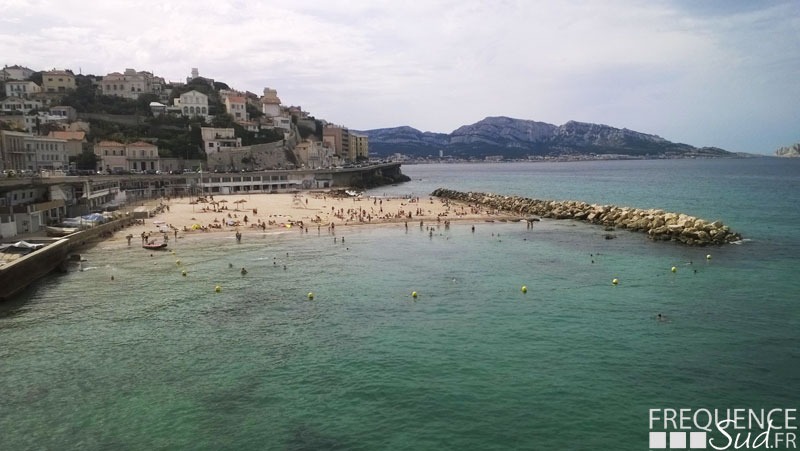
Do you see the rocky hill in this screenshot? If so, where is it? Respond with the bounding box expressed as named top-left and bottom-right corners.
top-left (775, 143), bottom-right (800, 157)
top-left (358, 116), bottom-right (732, 159)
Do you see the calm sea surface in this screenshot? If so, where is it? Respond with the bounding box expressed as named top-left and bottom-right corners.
top-left (1, 158), bottom-right (799, 450)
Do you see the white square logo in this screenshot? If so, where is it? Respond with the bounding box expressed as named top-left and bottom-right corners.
top-left (670, 431), bottom-right (686, 448)
top-left (650, 431), bottom-right (667, 449)
top-left (689, 431), bottom-right (707, 449)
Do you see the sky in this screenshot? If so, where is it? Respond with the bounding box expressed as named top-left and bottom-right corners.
top-left (1, 0), bottom-right (798, 154)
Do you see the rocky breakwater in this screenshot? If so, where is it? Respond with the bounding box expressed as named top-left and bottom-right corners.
top-left (432, 188), bottom-right (742, 246)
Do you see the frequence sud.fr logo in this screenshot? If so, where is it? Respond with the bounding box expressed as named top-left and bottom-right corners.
top-left (649, 408), bottom-right (797, 449)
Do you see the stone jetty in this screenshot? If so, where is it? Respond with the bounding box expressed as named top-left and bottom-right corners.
top-left (432, 188), bottom-right (742, 246)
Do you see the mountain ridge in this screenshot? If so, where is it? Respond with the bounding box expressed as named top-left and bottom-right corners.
top-left (356, 116), bottom-right (731, 159)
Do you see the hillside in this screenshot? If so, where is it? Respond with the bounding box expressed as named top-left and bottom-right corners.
top-left (775, 143), bottom-right (800, 157)
top-left (358, 116), bottom-right (732, 159)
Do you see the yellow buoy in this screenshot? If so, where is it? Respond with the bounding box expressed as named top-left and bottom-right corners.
top-left (411, 291), bottom-right (418, 299)
top-left (612, 278), bottom-right (619, 285)
top-left (214, 285), bottom-right (221, 293)
top-left (521, 285), bottom-right (528, 294)
top-left (706, 254), bottom-right (712, 260)
top-left (307, 292), bottom-right (314, 300)
top-left (176, 259), bottom-right (181, 265)
top-left (671, 266), bottom-right (677, 273)
top-left (182, 270), bottom-right (187, 277)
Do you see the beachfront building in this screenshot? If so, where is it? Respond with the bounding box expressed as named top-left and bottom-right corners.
top-left (4, 80), bottom-right (41, 99)
top-left (174, 90), bottom-right (209, 120)
top-left (348, 133), bottom-right (369, 161)
top-left (41, 70), bottom-right (76, 94)
top-left (127, 141), bottom-right (161, 173)
top-left (1, 65), bottom-right (35, 81)
top-left (0, 130), bottom-right (68, 172)
top-left (94, 140), bottom-right (162, 173)
top-left (95, 141), bottom-right (127, 173)
top-left (201, 127), bottom-right (241, 155)
top-left (99, 69), bottom-right (165, 100)
top-left (261, 88), bottom-right (281, 118)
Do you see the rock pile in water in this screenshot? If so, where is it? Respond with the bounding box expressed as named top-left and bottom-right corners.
top-left (432, 188), bottom-right (742, 246)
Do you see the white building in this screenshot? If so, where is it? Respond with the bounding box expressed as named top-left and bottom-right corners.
top-left (201, 127), bottom-right (241, 155)
top-left (174, 90), bottom-right (209, 119)
top-left (0, 65), bottom-right (35, 81)
top-left (4, 80), bottom-right (41, 98)
top-left (0, 98), bottom-right (43, 114)
top-left (261, 88), bottom-right (281, 117)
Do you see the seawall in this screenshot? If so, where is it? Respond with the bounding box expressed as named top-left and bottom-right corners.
top-left (432, 188), bottom-right (741, 246)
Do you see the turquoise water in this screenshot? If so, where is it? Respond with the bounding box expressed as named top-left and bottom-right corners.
top-left (1, 158), bottom-right (799, 450)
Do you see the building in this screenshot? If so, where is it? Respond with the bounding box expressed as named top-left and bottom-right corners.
top-left (149, 101), bottom-right (167, 116)
top-left (186, 67), bottom-right (214, 86)
top-left (295, 139), bottom-right (335, 169)
top-left (348, 133), bottom-right (369, 161)
top-left (1, 65), bottom-right (35, 81)
top-left (48, 131), bottom-right (86, 158)
top-left (94, 140), bottom-right (161, 173)
top-left (261, 88), bottom-right (281, 117)
top-left (0, 98), bottom-right (43, 114)
top-left (18, 112), bottom-right (70, 134)
top-left (174, 90), bottom-right (209, 119)
top-left (223, 94), bottom-right (248, 122)
top-left (94, 140), bottom-right (127, 172)
top-left (99, 68), bottom-right (164, 100)
top-left (0, 130), bottom-right (68, 171)
top-left (322, 125), bottom-right (350, 161)
top-left (49, 106), bottom-right (78, 122)
top-left (41, 69), bottom-right (76, 94)
top-left (4, 80), bottom-right (41, 98)
top-left (201, 127), bottom-right (241, 155)
top-left (126, 141), bottom-right (161, 173)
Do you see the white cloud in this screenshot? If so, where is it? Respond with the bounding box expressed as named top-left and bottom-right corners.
top-left (0, 0), bottom-right (797, 152)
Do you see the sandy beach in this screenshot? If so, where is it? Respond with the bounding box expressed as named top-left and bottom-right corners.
top-left (110, 191), bottom-right (522, 247)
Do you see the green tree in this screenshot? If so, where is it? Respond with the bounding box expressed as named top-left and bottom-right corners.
top-left (73, 149), bottom-right (98, 170)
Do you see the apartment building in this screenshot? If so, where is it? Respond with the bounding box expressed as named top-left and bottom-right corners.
top-left (99, 68), bottom-right (165, 100)
top-left (41, 70), bottom-right (76, 93)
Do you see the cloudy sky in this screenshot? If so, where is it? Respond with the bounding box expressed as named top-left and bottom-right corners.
top-left (2, 0), bottom-right (797, 153)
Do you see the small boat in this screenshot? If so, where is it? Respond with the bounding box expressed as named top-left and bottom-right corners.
top-left (45, 226), bottom-right (79, 237)
top-left (142, 241), bottom-right (168, 250)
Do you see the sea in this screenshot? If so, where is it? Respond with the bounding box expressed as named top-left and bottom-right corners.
top-left (1, 158), bottom-right (798, 450)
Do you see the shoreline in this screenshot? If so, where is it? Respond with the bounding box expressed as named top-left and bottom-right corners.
top-left (101, 191), bottom-right (522, 249)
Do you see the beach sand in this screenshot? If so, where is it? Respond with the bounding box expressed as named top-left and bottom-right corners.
top-left (111, 191), bottom-right (522, 247)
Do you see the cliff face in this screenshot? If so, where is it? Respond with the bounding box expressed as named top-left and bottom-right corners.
top-left (359, 116), bottom-right (732, 158)
top-left (776, 143), bottom-right (800, 157)
top-left (449, 117), bottom-right (557, 148)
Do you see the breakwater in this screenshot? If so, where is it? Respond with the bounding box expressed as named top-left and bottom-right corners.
top-left (432, 188), bottom-right (742, 246)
